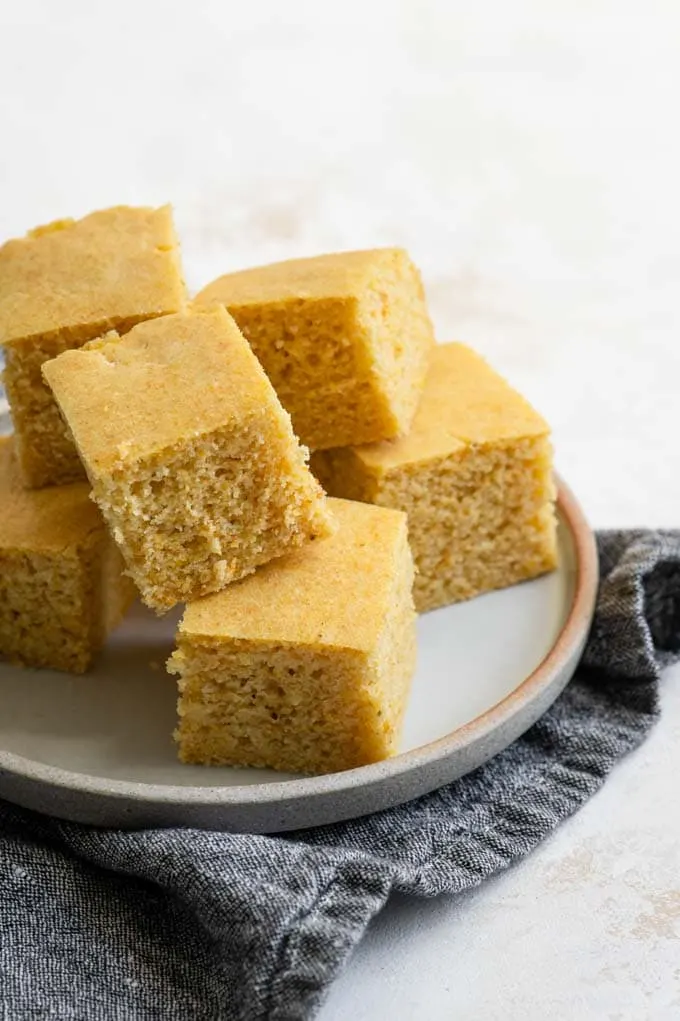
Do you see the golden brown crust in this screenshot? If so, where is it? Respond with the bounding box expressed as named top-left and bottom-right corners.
top-left (178, 499), bottom-right (408, 651)
top-left (43, 307), bottom-right (295, 473)
top-left (0, 205), bottom-right (185, 347)
top-left (346, 343), bottom-right (550, 470)
top-left (195, 248), bottom-right (400, 304)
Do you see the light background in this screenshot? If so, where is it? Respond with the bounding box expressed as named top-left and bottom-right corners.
top-left (1, 2), bottom-right (679, 1017)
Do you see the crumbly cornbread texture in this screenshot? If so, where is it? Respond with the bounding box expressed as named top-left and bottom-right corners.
top-left (43, 308), bottom-right (334, 613)
top-left (312, 343), bottom-right (557, 613)
top-left (194, 248), bottom-right (435, 451)
top-left (169, 499), bottom-right (416, 774)
top-left (0, 437), bottom-right (135, 673)
top-left (0, 205), bottom-right (185, 488)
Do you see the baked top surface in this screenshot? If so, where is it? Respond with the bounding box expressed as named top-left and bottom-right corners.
top-left (0, 205), bottom-right (185, 346)
top-left (178, 498), bottom-right (409, 651)
top-left (42, 307), bottom-right (289, 472)
top-left (351, 342), bottom-right (551, 470)
top-left (0, 437), bottom-right (102, 553)
top-left (195, 247), bottom-right (410, 307)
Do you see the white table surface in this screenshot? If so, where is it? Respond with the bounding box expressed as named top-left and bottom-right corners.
top-left (1, 2), bottom-right (679, 1017)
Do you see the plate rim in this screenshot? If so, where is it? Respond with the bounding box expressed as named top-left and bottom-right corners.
top-left (0, 474), bottom-right (598, 812)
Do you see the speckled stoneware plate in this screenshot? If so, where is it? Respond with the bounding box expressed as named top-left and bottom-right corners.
top-left (0, 401), bottom-right (598, 833)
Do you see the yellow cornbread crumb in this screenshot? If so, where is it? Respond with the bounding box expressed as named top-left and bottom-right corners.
top-left (312, 343), bottom-right (558, 612)
top-left (168, 499), bottom-right (416, 774)
top-left (194, 247), bottom-right (435, 451)
top-left (43, 307), bottom-right (334, 613)
top-left (0, 205), bottom-right (186, 489)
top-left (0, 436), bottom-right (135, 673)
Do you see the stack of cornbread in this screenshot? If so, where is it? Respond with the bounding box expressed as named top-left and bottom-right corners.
top-left (0, 205), bottom-right (557, 776)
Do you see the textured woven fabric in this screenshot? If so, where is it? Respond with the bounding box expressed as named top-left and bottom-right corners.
top-left (1, 530), bottom-right (679, 1020)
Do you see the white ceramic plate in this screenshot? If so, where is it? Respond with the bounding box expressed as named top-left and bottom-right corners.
top-left (0, 476), bottom-right (598, 832)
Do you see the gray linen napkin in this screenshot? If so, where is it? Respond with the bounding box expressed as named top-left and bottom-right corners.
top-left (1, 528), bottom-right (679, 1021)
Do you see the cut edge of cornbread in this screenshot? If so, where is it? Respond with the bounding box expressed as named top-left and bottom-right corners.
top-left (408, 436), bottom-right (558, 611)
top-left (0, 533), bottom-right (135, 674)
top-left (92, 420), bottom-right (334, 613)
top-left (168, 500), bottom-right (416, 774)
top-left (0, 434), bottom-right (137, 677)
top-left (353, 248), bottom-right (435, 441)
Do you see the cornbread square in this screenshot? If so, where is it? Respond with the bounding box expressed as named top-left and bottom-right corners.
top-left (0, 205), bottom-right (185, 488)
top-left (194, 248), bottom-right (435, 450)
top-left (312, 343), bottom-right (558, 613)
top-left (43, 308), bottom-right (333, 613)
top-left (169, 499), bottom-right (416, 774)
top-left (0, 437), bottom-right (135, 673)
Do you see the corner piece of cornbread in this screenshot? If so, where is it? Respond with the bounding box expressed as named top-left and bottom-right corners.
top-left (0, 205), bottom-right (186, 489)
top-left (168, 498), bottom-right (416, 775)
top-left (194, 248), bottom-right (435, 451)
top-left (43, 307), bottom-right (334, 613)
top-left (0, 436), bottom-right (135, 673)
top-left (312, 343), bottom-right (558, 613)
